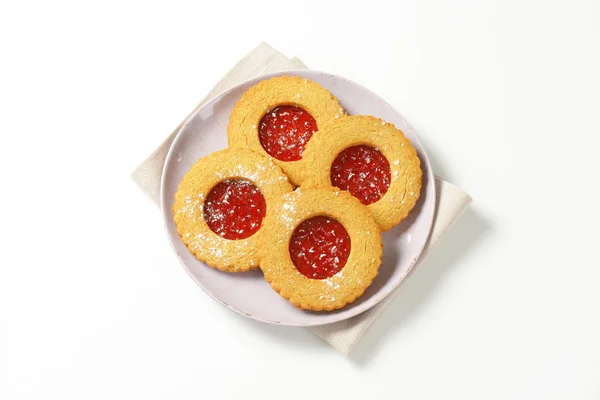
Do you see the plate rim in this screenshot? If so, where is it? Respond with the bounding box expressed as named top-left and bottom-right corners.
top-left (160, 69), bottom-right (436, 326)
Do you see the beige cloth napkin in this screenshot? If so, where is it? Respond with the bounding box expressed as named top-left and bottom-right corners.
top-left (132, 43), bottom-right (472, 355)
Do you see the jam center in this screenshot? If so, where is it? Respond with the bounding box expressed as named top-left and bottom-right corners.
top-left (203, 179), bottom-right (266, 240)
top-left (289, 216), bottom-right (351, 280)
top-left (330, 145), bottom-right (391, 205)
top-left (258, 105), bottom-right (318, 162)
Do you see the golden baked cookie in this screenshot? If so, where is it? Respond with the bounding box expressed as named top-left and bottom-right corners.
top-left (301, 115), bottom-right (422, 231)
top-left (227, 76), bottom-right (345, 186)
top-left (173, 148), bottom-right (293, 272)
top-left (259, 187), bottom-right (382, 311)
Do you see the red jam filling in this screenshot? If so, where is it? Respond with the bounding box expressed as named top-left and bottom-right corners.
top-left (330, 145), bottom-right (391, 205)
top-left (203, 179), bottom-right (266, 240)
top-left (258, 105), bottom-right (318, 161)
top-left (289, 216), bottom-right (351, 280)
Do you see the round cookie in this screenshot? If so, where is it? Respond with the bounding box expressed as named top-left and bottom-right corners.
top-left (228, 76), bottom-right (345, 186)
top-left (173, 148), bottom-right (293, 272)
top-left (259, 187), bottom-right (382, 311)
top-left (301, 115), bottom-right (422, 231)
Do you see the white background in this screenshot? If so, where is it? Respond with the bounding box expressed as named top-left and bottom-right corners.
top-left (1, 0), bottom-right (599, 398)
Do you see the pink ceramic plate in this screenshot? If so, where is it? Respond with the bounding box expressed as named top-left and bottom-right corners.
top-left (161, 70), bottom-right (435, 326)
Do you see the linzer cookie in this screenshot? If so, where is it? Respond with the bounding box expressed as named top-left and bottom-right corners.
top-left (227, 76), bottom-right (345, 186)
top-left (301, 115), bottom-right (422, 231)
top-left (259, 187), bottom-right (382, 311)
top-left (172, 148), bottom-right (293, 272)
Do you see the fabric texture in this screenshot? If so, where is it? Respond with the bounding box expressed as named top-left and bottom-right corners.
top-left (131, 42), bottom-right (472, 354)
